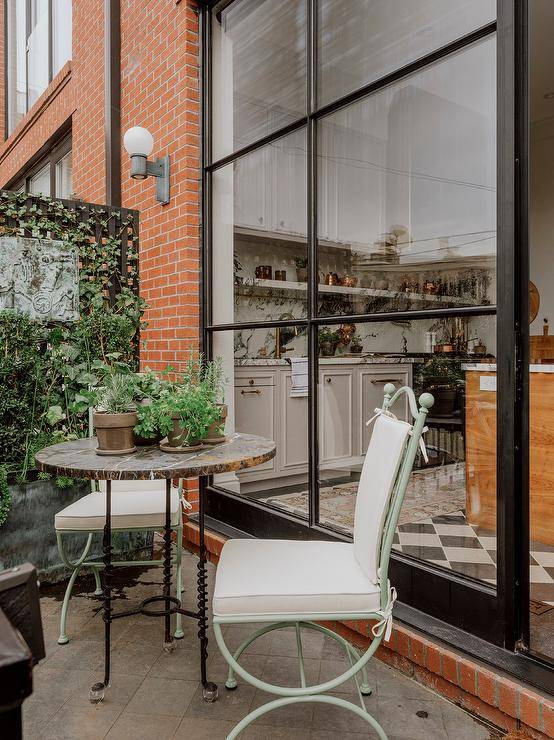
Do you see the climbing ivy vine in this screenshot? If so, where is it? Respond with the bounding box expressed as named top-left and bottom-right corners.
top-left (0, 191), bottom-right (146, 491)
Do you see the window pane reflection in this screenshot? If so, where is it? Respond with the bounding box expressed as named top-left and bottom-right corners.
top-left (311, 315), bottom-right (497, 585)
top-left (212, 129), bottom-right (308, 324)
top-left (317, 37), bottom-right (496, 317)
top-left (212, 328), bottom-right (308, 519)
top-left (29, 165), bottom-right (50, 196)
top-left (28, 0), bottom-right (49, 108)
top-left (212, 0), bottom-right (307, 160)
top-left (318, 0), bottom-right (495, 107)
top-left (56, 151), bottom-right (73, 199)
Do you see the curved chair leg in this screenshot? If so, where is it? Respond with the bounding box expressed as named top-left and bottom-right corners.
top-left (174, 524), bottom-right (184, 639)
top-left (92, 566), bottom-right (103, 596)
top-left (226, 694), bottom-right (387, 740)
top-left (56, 532), bottom-right (95, 645)
top-left (224, 621), bottom-right (292, 690)
top-left (298, 621), bottom-right (372, 696)
top-left (224, 620), bottom-right (372, 695)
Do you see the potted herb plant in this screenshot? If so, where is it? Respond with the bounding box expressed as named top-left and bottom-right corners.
top-left (318, 327), bottom-right (340, 357)
top-left (350, 334), bottom-right (363, 354)
top-left (201, 357), bottom-right (228, 444)
top-left (132, 369), bottom-right (168, 446)
top-left (93, 373), bottom-right (138, 455)
top-left (295, 256), bottom-right (308, 283)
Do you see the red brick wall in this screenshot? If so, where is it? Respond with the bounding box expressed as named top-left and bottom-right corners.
top-left (72, 0), bottom-right (106, 203)
top-left (120, 0), bottom-right (201, 374)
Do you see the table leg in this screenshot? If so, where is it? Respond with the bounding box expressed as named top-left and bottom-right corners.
top-left (90, 479), bottom-right (112, 704)
top-left (198, 477), bottom-right (218, 702)
top-left (163, 478), bottom-right (174, 651)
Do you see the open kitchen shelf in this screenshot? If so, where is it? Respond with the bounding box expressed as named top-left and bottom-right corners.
top-left (235, 277), bottom-right (483, 306)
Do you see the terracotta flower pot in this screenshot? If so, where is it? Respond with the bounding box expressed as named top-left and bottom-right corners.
top-left (166, 417), bottom-right (202, 449)
top-left (296, 267), bottom-right (308, 283)
top-left (203, 403), bottom-right (228, 443)
top-left (93, 411), bottom-right (138, 456)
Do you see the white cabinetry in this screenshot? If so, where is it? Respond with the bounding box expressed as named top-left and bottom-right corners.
top-left (234, 362), bottom-right (412, 491)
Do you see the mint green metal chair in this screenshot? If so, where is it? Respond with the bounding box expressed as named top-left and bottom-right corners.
top-left (212, 384), bottom-right (433, 739)
top-left (55, 478), bottom-right (187, 645)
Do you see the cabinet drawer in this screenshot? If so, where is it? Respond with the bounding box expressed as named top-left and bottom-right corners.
top-left (235, 374), bottom-right (275, 388)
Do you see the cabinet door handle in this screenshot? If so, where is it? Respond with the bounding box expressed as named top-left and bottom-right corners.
top-left (325, 377), bottom-right (332, 383)
top-left (241, 389), bottom-right (262, 395)
top-left (370, 378), bottom-right (399, 384)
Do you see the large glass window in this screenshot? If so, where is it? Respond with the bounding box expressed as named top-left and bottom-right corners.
top-left (317, 0), bottom-right (495, 107)
top-left (11, 137), bottom-right (72, 199)
top-left (207, 2), bottom-right (498, 593)
top-left (6, 0), bottom-right (72, 136)
top-left (212, 0), bottom-right (307, 159)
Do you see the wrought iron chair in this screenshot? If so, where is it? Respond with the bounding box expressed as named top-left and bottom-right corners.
top-left (55, 478), bottom-right (187, 644)
top-left (212, 384), bottom-right (433, 739)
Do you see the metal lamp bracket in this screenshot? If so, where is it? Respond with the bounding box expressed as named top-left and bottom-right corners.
top-left (146, 155), bottom-right (170, 205)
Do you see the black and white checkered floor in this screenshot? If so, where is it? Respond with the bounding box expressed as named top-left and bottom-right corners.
top-left (392, 510), bottom-right (554, 609)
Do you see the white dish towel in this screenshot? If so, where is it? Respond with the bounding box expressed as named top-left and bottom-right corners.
top-left (290, 357), bottom-right (308, 397)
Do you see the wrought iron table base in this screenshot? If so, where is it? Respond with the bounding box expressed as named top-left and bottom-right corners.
top-left (89, 478), bottom-right (218, 704)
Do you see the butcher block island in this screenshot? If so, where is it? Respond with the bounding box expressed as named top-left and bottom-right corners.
top-left (464, 364), bottom-right (554, 545)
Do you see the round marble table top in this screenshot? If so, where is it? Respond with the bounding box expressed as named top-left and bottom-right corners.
top-left (35, 433), bottom-right (276, 480)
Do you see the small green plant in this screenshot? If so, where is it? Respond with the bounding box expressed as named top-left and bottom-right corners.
top-left (202, 357), bottom-right (226, 404)
top-left (350, 333), bottom-right (362, 348)
top-left (294, 256), bottom-right (308, 269)
top-left (95, 373), bottom-right (136, 414)
top-left (318, 327), bottom-right (340, 344)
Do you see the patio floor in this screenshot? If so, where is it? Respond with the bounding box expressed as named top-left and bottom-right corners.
top-left (26, 545), bottom-right (500, 739)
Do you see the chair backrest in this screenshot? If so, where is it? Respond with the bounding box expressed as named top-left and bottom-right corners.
top-left (353, 385), bottom-right (433, 585)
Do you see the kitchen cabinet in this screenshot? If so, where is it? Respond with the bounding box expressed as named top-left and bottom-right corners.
top-left (359, 367), bottom-right (410, 455)
top-left (234, 145), bottom-right (269, 231)
top-left (319, 368), bottom-right (354, 466)
top-left (273, 129), bottom-right (307, 237)
top-left (234, 362), bottom-right (412, 491)
top-left (234, 372), bottom-right (275, 475)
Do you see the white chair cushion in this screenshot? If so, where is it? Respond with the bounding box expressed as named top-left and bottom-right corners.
top-left (213, 538), bottom-right (381, 618)
top-left (354, 414), bottom-right (411, 584)
top-left (55, 486), bottom-right (180, 531)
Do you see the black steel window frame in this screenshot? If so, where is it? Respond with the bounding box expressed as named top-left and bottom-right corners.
top-left (8, 131), bottom-right (71, 197)
top-left (4, 0), bottom-right (68, 140)
top-left (199, 0), bottom-right (552, 690)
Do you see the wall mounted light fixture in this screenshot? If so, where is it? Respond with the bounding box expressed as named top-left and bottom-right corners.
top-left (123, 126), bottom-right (170, 205)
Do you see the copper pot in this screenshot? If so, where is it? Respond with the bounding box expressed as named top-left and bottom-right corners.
top-left (324, 272), bottom-right (339, 286)
top-left (275, 270), bottom-right (287, 281)
top-left (341, 275), bottom-right (358, 288)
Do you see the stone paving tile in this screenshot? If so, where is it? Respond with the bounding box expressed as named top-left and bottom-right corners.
top-left (105, 711), bottom-right (181, 740)
top-left (39, 704), bottom-right (122, 739)
top-left (311, 690), bottom-right (380, 734)
top-left (125, 676), bottom-right (198, 717)
top-left (174, 716), bottom-right (235, 739)
top-left (377, 697), bottom-right (447, 740)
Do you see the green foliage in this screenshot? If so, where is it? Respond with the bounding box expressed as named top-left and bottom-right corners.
top-left (135, 355), bottom-right (220, 444)
top-left (95, 373), bottom-right (136, 414)
top-left (318, 327), bottom-right (340, 344)
top-left (0, 191), bottom-right (145, 487)
top-left (0, 465), bottom-right (11, 526)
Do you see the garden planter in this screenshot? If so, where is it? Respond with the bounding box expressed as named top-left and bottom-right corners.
top-left (164, 417), bottom-right (202, 450)
top-left (296, 267), bottom-right (308, 282)
top-left (0, 479), bottom-right (153, 582)
top-left (427, 387), bottom-right (457, 417)
top-left (203, 403), bottom-right (228, 444)
top-left (93, 411), bottom-right (138, 455)
top-left (320, 341), bottom-right (336, 357)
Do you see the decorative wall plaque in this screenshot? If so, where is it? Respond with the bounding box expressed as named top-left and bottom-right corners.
top-left (0, 236), bottom-right (79, 322)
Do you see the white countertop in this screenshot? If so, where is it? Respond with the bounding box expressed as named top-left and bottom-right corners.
top-left (463, 363), bottom-right (554, 373)
top-left (235, 356), bottom-right (424, 367)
